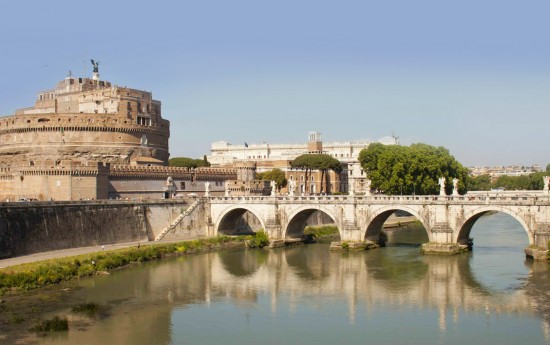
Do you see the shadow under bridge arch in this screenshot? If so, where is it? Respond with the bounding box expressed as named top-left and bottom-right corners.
top-left (284, 207), bottom-right (341, 240)
top-left (364, 206), bottom-right (429, 245)
top-left (216, 206), bottom-right (266, 236)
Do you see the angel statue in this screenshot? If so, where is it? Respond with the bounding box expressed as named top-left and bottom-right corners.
top-left (90, 59), bottom-right (100, 73)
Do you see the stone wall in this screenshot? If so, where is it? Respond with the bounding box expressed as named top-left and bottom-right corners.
top-left (0, 200), bottom-right (207, 259)
top-left (161, 200), bottom-right (209, 240)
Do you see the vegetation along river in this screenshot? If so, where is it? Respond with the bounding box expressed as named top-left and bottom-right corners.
top-left (1, 212), bottom-right (549, 344)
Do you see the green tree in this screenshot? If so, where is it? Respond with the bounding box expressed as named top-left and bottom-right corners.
top-left (169, 157), bottom-right (210, 168)
top-left (256, 168), bottom-right (287, 190)
top-left (290, 154), bottom-right (343, 194)
top-left (467, 174), bottom-right (491, 191)
top-left (491, 171), bottom-right (545, 190)
top-left (358, 143), bottom-right (468, 195)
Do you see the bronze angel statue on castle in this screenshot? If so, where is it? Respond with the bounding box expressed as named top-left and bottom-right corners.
top-left (90, 59), bottom-right (99, 73)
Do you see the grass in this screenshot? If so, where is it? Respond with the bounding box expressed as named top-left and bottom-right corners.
top-left (29, 316), bottom-right (68, 332)
top-left (0, 235), bottom-right (244, 295)
top-left (71, 303), bottom-right (99, 317)
top-left (304, 225), bottom-right (339, 239)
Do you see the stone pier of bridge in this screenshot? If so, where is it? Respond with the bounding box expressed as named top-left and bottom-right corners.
top-left (208, 192), bottom-right (550, 260)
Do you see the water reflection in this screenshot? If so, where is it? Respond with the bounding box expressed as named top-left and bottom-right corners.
top-left (3, 214), bottom-right (549, 345)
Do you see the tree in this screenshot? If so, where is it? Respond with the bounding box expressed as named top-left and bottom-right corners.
top-left (291, 154), bottom-right (342, 194)
top-left (358, 143), bottom-right (469, 195)
top-left (169, 157), bottom-right (210, 168)
top-left (256, 168), bottom-right (287, 190)
top-left (491, 171), bottom-right (545, 190)
top-left (467, 174), bottom-right (491, 191)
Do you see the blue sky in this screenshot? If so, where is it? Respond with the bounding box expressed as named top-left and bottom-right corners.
top-left (0, 0), bottom-right (548, 166)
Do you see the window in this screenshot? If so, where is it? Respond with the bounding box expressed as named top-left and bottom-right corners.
top-left (180, 182), bottom-right (186, 189)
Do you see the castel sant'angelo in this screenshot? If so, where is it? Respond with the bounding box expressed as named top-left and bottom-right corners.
top-left (0, 62), bottom-right (246, 201)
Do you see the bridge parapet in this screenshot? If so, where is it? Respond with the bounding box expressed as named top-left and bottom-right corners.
top-left (208, 192), bottom-right (550, 259)
top-left (210, 193), bottom-right (550, 206)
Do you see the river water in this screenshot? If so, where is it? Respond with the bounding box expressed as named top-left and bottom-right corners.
top-left (2, 212), bottom-right (550, 345)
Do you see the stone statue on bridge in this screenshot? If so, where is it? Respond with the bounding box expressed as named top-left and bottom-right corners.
top-left (224, 182), bottom-right (230, 197)
top-left (365, 179), bottom-right (372, 196)
top-left (452, 178), bottom-right (459, 196)
top-left (544, 176), bottom-right (550, 193)
top-left (438, 177), bottom-right (446, 196)
top-left (349, 179), bottom-right (355, 196)
top-left (204, 181), bottom-right (210, 197)
top-left (288, 179), bottom-right (296, 196)
top-left (270, 180), bottom-right (277, 197)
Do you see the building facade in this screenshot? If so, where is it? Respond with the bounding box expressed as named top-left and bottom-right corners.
top-left (209, 132), bottom-right (397, 195)
top-left (209, 131), bottom-right (399, 166)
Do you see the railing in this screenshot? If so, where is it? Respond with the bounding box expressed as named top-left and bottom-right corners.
top-left (208, 192), bottom-right (550, 205)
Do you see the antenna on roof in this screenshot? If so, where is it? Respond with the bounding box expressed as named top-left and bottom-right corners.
top-left (392, 132), bottom-right (400, 145)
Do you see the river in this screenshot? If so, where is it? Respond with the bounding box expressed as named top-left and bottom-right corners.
top-left (1, 212), bottom-right (549, 344)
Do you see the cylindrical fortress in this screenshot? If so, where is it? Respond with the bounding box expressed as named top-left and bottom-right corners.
top-left (0, 76), bottom-right (170, 165)
top-left (0, 113), bottom-right (169, 164)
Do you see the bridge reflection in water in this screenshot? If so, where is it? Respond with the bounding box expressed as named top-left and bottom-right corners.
top-left (6, 213), bottom-right (548, 345)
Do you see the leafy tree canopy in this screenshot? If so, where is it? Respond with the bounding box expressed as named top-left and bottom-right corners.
top-left (169, 156), bottom-right (210, 168)
top-left (358, 143), bottom-right (468, 195)
top-left (489, 171), bottom-right (545, 191)
top-left (256, 168), bottom-right (287, 189)
top-left (290, 154), bottom-right (343, 173)
top-left (291, 154), bottom-right (343, 194)
top-left (467, 174), bottom-right (491, 191)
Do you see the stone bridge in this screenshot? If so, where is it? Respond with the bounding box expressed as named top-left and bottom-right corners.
top-left (208, 192), bottom-right (550, 258)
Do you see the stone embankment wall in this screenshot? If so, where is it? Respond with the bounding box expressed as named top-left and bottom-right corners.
top-left (161, 200), bottom-right (209, 240)
top-left (0, 200), bottom-right (208, 259)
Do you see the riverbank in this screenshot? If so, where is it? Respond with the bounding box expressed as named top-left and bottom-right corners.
top-left (0, 236), bottom-right (249, 295)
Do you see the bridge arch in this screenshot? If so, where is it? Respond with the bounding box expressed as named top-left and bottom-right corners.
top-left (283, 205), bottom-right (342, 240)
top-left (214, 205), bottom-right (266, 236)
top-left (456, 206), bottom-right (534, 246)
top-left (363, 205), bottom-right (431, 244)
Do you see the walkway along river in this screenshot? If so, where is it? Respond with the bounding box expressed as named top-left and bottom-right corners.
top-left (0, 212), bottom-right (549, 345)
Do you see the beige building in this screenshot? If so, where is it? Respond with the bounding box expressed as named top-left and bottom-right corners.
top-left (209, 131), bottom-right (398, 166)
top-left (209, 132), bottom-right (397, 195)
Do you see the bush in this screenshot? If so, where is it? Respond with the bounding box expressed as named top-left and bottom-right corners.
top-left (341, 241), bottom-right (350, 250)
top-left (247, 230), bottom-right (270, 248)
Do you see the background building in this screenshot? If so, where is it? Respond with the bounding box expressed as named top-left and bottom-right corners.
top-left (209, 132), bottom-right (398, 195)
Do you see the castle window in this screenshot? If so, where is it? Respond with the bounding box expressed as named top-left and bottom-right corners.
top-left (127, 102), bottom-right (131, 110)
